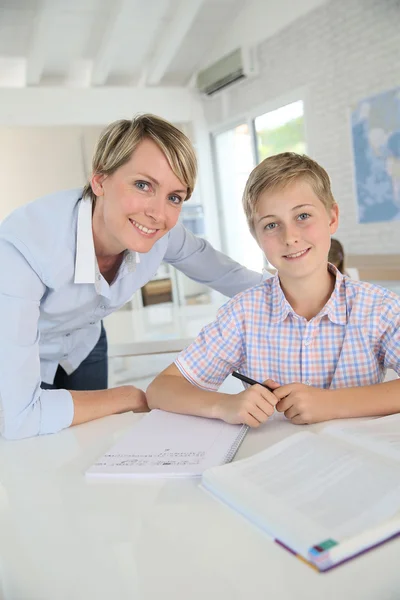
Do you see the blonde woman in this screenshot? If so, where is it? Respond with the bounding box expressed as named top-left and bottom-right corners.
top-left (0, 114), bottom-right (262, 439)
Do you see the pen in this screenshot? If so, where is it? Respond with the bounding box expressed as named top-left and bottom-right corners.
top-left (231, 371), bottom-right (274, 392)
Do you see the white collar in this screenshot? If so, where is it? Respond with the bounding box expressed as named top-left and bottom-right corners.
top-left (74, 197), bottom-right (140, 287)
top-left (74, 196), bottom-right (96, 284)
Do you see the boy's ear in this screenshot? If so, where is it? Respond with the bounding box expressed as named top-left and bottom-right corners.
top-left (91, 173), bottom-right (106, 197)
top-left (329, 203), bottom-right (339, 235)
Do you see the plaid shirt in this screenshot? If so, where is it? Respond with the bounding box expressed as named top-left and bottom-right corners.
top-left (176, 266), bottom-right (400, 391)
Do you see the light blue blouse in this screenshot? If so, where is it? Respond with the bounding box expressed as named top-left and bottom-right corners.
top-left (0, 189), bottom-right (262, 439)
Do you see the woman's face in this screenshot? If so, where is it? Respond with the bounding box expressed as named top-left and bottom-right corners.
top-left (91, 138), bottom-right (187, 256)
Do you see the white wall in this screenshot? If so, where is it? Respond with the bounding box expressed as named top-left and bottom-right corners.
top-left (202, 0), bottom-right (400, 255)
top-left (203, 0), bottom-right (329, 68)
top-left (0, 126), bottom-right (104, 219)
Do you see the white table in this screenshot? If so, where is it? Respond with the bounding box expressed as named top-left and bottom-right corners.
top-left (104, 301), bottom-right (224, 358)
top-left (1, 413), bottom-right (399, 600)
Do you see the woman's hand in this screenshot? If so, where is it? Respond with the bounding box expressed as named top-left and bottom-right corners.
top-left (123, 386), bottom-right (150, 413)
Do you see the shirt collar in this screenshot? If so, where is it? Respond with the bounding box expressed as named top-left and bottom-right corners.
top-left (270, 274), bottom-right (294, 323)
top-left (74, 196), bottom-right (96, 284)
top-left (269, 263), bottom-right (347, 325)
top-left (320, 263), bottom-right (347, 325)
top-left (74, 197), bottom-right (140, 287)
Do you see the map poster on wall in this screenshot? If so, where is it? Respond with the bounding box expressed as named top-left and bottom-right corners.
top-left (351, 86), bottom-right (400, 224)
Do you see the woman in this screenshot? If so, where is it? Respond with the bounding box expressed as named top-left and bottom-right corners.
top-left (0, 114), bottom-right (261, 439)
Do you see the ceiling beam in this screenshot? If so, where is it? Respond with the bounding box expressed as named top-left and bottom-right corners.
top-left (26, 2), bottom-right (56, 86)
top-left (91, 0), bottom-right (138, 86)
top-left (146, 0), bottom-right (204, 86)
top-left (0, 87), bottom-right (195, 126)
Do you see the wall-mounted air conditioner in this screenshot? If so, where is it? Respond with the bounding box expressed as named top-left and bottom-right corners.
top-left (196, 47), bottom-right (258, 96)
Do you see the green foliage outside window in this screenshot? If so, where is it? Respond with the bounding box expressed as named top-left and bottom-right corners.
top-left (257, 116), bottom-right (306, 162)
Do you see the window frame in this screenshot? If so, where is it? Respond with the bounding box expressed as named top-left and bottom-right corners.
top-left (210, 87), bottom-right (311, 258)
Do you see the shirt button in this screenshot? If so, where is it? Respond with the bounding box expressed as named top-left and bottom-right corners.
top-left (100, 305), bottom-right (106, 310)
top-left (65, 333), bottom-right (70, 337)
top-left (63, 354), bottom-right (68, 358)
top-left (305, 380), bottom-right (311, 385)
top-left (89, 321), bottom-right (95, 325)
top-left (304, 338), bottom-right (311, 346)
top-left (96, 274), bottom-right (101, 281)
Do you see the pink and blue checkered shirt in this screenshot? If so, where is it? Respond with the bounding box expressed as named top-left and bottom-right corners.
top-left (175, 266), bottom-right (400, 391)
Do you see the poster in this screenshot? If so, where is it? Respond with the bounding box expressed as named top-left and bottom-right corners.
top-left (351, 86), bottom-right (400, 223)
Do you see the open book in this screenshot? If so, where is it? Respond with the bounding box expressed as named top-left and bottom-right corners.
top-left (202, 414), bottom-right (400, 572)
top-left (86, 409), bottom-right (248, 478)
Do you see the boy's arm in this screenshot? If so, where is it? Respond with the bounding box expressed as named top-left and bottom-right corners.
top-left (330, 379), bottom-right (400, 419)
top-left (147, 363), bottom-right (278, 428)
top-left (272, 379), bottom-right (400, 424)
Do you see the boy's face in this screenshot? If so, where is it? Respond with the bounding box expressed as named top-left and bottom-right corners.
top-left (253, 179), bottom-right (339, 281)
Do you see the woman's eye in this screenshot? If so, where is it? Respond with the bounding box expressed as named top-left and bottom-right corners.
top-left (298, 212), bottom-right (310, 221)
top-left (135, 181), bottom-right (150, 191)
top-left (169, 195), bottom-right (183, 205)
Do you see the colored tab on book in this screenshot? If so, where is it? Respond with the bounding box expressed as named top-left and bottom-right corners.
top-left (309, 539), bottom-right (338, 555)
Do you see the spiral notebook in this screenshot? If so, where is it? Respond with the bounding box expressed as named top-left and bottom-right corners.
top-left (86, 409), bottom-right (248, 479)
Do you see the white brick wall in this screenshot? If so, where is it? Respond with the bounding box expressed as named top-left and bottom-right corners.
top-left (202, 0), bottom-right (400, 255)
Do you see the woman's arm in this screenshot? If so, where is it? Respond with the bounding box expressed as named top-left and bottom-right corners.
top-left (71, 386), bottom-right (148, 426)
top-left (164, 223), bottom-right (264, 297)
top-left (0, 240), bottom-right (148, 440)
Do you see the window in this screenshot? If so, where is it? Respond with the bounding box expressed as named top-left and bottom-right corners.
top-left (214, 124), bottom-right (263, 272)
top-left (255, 100), bottom-right (306, 162)
top-left (213, 99), bottom-right (306, 273)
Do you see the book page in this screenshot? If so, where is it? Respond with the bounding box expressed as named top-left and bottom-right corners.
top-left (323, 414), bottom-right (400, 461)
top-left (203, 432), bottom-right (400, 554)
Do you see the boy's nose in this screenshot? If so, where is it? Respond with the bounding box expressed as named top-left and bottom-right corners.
top-left (283, 225), bottom-right (299, 246)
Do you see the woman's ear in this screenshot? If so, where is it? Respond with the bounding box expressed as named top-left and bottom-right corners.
top-left (91, 173), bottom-right (106, 197)
top-left (329, 203), bottom-right (339, 235)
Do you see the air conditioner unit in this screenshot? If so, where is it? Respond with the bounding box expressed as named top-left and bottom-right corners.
top-left (196, 47), bottom-right (258, 96)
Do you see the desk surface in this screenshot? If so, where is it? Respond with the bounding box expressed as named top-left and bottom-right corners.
top-left (1, 413), bottom-right (399, 600)
top-left (104, 301), bottom-right (223, 357)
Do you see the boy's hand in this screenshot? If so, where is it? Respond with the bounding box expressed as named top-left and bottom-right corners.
top-left (272, 382), bottom-right (334, 424)
top-left (216, 385), bottom-right (278, 427)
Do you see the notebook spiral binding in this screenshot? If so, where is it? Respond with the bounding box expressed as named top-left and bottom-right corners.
top-left (223, 425), bottom-right (249, 464)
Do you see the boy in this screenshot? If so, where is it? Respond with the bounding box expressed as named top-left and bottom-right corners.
top-left (147, 153), bottom-right (400, 427)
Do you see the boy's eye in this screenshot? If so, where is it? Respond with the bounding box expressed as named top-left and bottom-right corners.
top-left (297, 212), bottom-right (310, 221)
top-left (264, 222), bottom-right (277, 231)
top-left (169, 194), bottom-right (183, 205)
top-left (135, 181), bottom-right (150, 191)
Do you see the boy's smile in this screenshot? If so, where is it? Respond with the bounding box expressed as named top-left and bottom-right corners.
top-left (283, 247), bottom-right (311, 260)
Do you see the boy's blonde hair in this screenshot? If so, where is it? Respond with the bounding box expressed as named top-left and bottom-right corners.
top-left (82, 114), bottom-right (197, 202)
top-left (242, 152), bottom-right (336, 235)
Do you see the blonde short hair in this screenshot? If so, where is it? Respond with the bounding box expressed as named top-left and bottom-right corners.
top-left (242, 152), bottom-right (336, 235)
top-left (82, 114), bottom-right (197, 202)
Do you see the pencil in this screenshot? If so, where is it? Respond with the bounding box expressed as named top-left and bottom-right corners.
top-left (231, 371), bottom-right (274, 392)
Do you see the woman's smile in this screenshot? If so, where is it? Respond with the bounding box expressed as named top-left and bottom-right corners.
top-left (129, 218), bottom-right (159, 237)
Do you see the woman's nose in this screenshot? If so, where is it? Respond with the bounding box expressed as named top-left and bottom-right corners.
top-left (144, 194), bottom-right (165, 221)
